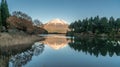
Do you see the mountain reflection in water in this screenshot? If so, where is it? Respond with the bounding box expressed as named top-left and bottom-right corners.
top-left (40, 34), bottom-right (72, 50)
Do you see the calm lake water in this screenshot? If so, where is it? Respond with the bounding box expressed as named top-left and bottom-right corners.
top-left (1, 34), bottom-right (120, 67)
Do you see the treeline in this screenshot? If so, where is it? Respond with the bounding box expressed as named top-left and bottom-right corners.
top-left (68, 16), bottom-right (120, 35)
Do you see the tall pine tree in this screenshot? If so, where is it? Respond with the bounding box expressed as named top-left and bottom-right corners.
top-left (0, 6), bottom-right (2, 31)
top-left (1, 0), bottom-right (10, 30)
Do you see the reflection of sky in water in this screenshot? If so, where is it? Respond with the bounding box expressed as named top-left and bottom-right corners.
top-left (24, 45), bottom-right (120, 67)
top-left (8, 35), bottom-right (120, 67)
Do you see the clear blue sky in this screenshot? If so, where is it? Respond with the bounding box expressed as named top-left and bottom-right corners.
top-left (6, 0), bottom-right (120, 23)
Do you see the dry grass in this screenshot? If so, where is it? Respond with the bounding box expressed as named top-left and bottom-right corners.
top-left (0, 33), bottom-right (43, 67)
top-left (0, 33), bottom-right (42, 47)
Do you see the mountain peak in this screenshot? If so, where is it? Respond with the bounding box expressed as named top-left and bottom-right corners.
top-left (47, 18), bottom-right (67, 25)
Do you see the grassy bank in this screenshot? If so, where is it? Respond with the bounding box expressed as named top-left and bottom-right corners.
top-left (0, 32), bottom-right (43, 47)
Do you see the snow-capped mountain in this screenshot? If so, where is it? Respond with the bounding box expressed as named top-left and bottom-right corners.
top-left (44, 19), bottom-right (69, 33)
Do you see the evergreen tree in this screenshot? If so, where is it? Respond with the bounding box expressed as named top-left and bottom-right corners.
top-left (116, 18), bottom-right (120, 33)
top-left (88, 17), bottom-right (93, 32)
top-left (0, 7), bottom-right (2, 31)
top-left (99, 17), bottom-right (108, 33)
top-left (1, 0), bottom-right (10, 30)
top-left (109, 16), bottom-right (115, 28)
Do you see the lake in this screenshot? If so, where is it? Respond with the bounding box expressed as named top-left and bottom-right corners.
top-left (1, 34), bottom-right (120, 67)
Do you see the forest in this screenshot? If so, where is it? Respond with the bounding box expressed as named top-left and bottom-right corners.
top-left (68, 16), bottom-right (120, 36)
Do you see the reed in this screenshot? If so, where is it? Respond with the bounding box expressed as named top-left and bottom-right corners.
top-left (0, 33), bottom-right (42, 47)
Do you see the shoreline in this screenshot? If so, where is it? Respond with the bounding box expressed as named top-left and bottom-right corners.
top-left (0, 32), bottom-right (44, 47)
top-left (67, 33), bottom-right (120, 38)
top-left (0, 32), bottom-right (44, 56)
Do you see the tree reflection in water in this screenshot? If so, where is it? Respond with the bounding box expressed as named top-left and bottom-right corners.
top-left (69, 37), bottom-right (120, 57)
top-left (9, 42), bottom-right (44, 67)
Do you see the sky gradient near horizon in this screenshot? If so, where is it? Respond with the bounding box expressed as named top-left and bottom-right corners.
top-left (6, 0), bottom-right (120, 23)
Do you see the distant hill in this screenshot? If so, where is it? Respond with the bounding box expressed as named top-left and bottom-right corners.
top-left (44, 19), bottom-right (69, 33)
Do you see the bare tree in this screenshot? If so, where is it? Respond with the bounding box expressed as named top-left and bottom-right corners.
top-left (33, 19), bottom-right (43, 27)
top-left (12, 11), bottom-right (32, 21)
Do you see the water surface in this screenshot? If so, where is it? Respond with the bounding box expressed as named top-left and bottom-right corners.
top-left (1, 34), bottom-right (120, 67)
